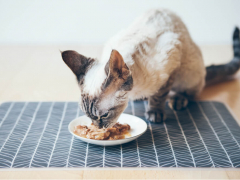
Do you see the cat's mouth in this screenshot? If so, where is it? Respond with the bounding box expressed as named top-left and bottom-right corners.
top-left (92, 118), bottom-right (105, 129)
top-left (92, 118), bottom-right (116, 129)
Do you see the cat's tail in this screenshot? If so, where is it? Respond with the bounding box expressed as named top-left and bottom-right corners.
top-left (205, 27), bottom-right (240, 86)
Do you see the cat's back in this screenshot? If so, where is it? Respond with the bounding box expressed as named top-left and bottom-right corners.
top-left (102, 9), bottom-right (205, 99)
top-left (101, 8), bottom-right (188, 64)
top-left (129, 8), bottom-right (186, 34)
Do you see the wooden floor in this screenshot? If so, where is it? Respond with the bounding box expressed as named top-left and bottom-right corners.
top-left (0, 45), bottom-right (240, 179)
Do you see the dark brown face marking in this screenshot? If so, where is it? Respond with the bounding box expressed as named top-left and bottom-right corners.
top-left (81, 94), bottom-right (98, 120)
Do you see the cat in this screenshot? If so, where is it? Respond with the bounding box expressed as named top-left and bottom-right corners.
top-left (61, 9), bottom-right (240, 128)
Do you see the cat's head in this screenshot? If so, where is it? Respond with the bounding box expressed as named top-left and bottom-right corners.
top-left (61, 49), bottom-right (133, 128)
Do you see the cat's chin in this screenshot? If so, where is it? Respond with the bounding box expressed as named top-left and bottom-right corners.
top-left (92, 120), bottom-right (117, 129)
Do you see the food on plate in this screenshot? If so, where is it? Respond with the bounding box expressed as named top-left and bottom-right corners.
top-left (74, 122), bottom-right (131, 140)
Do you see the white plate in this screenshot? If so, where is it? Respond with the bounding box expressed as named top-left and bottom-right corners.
top-left (68, 113), bottom-right (147, 146)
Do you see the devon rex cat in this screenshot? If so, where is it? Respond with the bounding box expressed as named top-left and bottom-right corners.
top-left (61, 9), bottom-right (240, 128)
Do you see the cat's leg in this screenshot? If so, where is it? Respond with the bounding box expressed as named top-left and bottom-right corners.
top-left (146, 32), bottom-right (182, 118)
top-left (145, 79), bottom-right (174, 123)
top-left (145, 90), bottom-right (169, 123)
top-left (168, 93), bottom-right (189, 110)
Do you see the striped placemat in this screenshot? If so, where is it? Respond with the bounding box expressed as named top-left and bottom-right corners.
top-left (0, 101), bottom-right (239, 168)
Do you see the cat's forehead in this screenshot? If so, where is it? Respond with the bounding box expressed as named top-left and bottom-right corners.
top-left (80, 67), bottom-right (119, 111)
top-left (81, 62), bottom-right (127, 106)
top-left (82, 63), bottom-right (107, 97)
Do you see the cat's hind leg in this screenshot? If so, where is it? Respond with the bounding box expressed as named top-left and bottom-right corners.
top-left (168, 79), bottom-right (205, 110)
top-left (168, 93), bottom-right (188, 110)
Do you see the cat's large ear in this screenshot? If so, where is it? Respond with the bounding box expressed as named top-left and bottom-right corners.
top-left (105, 49), bottom-right (130, 79)
top-left (104, 49), bottom-right (133, 91)
top-left (61, 50), bottom-right (94, 80)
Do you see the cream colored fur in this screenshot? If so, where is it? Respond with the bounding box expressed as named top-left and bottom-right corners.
top-left (84, 8), bottom-right (206, 100)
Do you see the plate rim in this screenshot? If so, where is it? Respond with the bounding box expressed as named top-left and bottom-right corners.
top-left (68, 113), bottom-right (148, 142)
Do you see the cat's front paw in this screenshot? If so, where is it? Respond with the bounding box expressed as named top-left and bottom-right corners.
top-left (168, 95), bottom-right (188, 110)
top-left (145, 109), bottom-right (166, 123)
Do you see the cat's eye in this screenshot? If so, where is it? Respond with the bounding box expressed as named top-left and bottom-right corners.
top-left (101, 112), bottom-right (109, 118)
